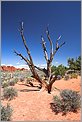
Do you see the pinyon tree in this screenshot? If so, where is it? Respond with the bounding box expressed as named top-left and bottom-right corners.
top-left (14, 22), bottom-right (65, 93)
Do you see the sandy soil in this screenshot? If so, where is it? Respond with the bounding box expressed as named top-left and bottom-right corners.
top-left (1, 76), bottom-right (81, 121)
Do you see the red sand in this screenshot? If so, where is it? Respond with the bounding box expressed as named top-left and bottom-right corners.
top-left (1, 76), bottom-right (81, 121)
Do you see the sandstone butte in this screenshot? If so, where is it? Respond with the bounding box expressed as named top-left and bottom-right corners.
top-left (0, 66), bottom-right (27, 72)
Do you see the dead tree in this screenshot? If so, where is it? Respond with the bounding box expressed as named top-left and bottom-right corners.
top-left (14, 22), bottom-right (65, 93)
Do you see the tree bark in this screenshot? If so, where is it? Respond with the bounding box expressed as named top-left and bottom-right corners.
top-left (46, 84), bottom-right (52, 93)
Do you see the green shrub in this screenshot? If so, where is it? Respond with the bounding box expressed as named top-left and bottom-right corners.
top-left (1, 104), bottom-right (13, 121)
top-left (3, 87), bottom-right (18, 100)
top-left (2, 81), bottom-right (9, 88)
top-left (50, 89), bottom-right (81, 115)
top-left (70, 73), bottom-right (78, 79)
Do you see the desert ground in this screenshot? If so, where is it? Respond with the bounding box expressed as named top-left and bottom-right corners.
top-left (1, 75), bottom-right (81, 121)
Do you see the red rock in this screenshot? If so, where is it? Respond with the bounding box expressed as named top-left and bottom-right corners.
top-left (1, 66), bottom-right (27, 72)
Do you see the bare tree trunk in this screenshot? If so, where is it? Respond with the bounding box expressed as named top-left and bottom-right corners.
top-left (29, 65), bottom-right (42, 88)
top-left (47, 60), bottom-right (51, 77)
top-left (47, 84), bottom-right (52, 93)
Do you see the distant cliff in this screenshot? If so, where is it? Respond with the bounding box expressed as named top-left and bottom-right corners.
top-left (0, 65), bottom-right (27, 72)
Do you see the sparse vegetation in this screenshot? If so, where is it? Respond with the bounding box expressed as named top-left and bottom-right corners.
top-left (3, 87), bottom-right (18, 100)
top-left (14, 78), bottom-right (18, 83)
top-left (70, 73), bottom-right (78, 79)
top-left (2, 80), bottom-right (9, 88)
top-left (50, 89), bottom-right (81, 115)
top-left (1, 104), bottom-right (13, 121)
top-left (64, 75), bottom-right (69, 80)
top-left (50, 95), bottom-right (63, 114)
top-left (19, 77), bottom-right (25, 82)
top-left (9, 79), bottom-right (16, 86)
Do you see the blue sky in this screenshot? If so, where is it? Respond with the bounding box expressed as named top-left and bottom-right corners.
top-left (1, 1), bottom-right (81, 68)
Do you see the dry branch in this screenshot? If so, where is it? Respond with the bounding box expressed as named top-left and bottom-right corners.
top-left (46, 27), bottom-right (53, 60)
top-left (14, 50), bottom-right (30, 65)
top-left (52, 41), bottom-right (65, 58)
top-left (41, 36), bottom-right (48, 61)
top-left (19, 22), bottom-right (34, 65)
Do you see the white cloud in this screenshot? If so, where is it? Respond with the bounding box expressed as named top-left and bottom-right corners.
top-left (1, 64), bottom-right (6, 66)
top-left (6, 64), bottom-right (13, 66)
top-left (55, 62), bottom-right (58, 64)
top-left (37, 64), bottom-right (47, 68)
top-left (16, 62), bottom-right (20, 65)
top-left (15, 65), bottom-right (29, 69)
top-left (1, 64), bottom-right (13, 66)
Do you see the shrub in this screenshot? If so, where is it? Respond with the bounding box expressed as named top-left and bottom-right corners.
top-left (57, 75), bottom-right (62, 80)
top-left (50, 89), bottom-right (81, 115)
top-left (14, 78), bottom-right (18, 83)
top-left (2, 81), bottom-right (9, 88)
top-left (70, 73), bottom-right (78, 79)
top-left (9, 80), bottom-right (16, 86)
top-left (9, 78), bottom-right (18, 86)
top-left (1, 104), bottom-right (13, 121)
top-left (3, 87), bottom-right (18, 100)
top-left (50, 96), bottom-right (63, 114)
top-left (64, 75), bottom-right (69, 80)
top-left (19, 77), bottom-right (24, 82)
top-left (60, 89), bottom-right (81, 112)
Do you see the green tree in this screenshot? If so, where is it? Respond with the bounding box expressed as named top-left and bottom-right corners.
top-left (68, 56), bottom-right (81, 71)
top-left (76, 56), bottom-right (81, 70)
top-left (51, 64), bottom-right (67, 77)
top-left (51, 65), bottom-right (56, 73)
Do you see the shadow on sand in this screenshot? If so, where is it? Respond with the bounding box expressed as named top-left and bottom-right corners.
top-left (17, 83), bottom-right (40, 88)
top-left (19, 89), bottom-right (40, 92)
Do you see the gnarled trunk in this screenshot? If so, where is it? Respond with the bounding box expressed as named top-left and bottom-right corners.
top-left (46, 84), bottom-right (52, 93)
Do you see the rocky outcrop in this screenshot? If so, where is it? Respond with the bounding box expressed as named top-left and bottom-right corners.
top-left (0, 66), bottom-right (27, 72)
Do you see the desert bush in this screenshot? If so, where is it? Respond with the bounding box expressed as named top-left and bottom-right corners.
top-left (50, 89), bottom-right (81, 115)
top-left (19, 77), bottom-right (24, 82)
top-left (2, 81), bottom-right (9, 88)
top-left (14, 78), bottom-right (18, 83)
top-left (64, 75), bottom-right (69, 80)
top-left (27, 77), bottom-right (34, 81)
top-left (70, 73), bottom-right (78, 79)
top-left (60, 89), bottom-right (81, 111)
top-left (57, 75), bottom-right (62, 80)
top-left (50, 95), bottom-right (63, 114)
top-left (1, 104), bottom-right (13, 121)
top-left (9, 79), bottom-right (16, 86)
top-left (26, 77), bottom-right (34, 86)
top-left (3, 87), bottom-right (18, 100)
